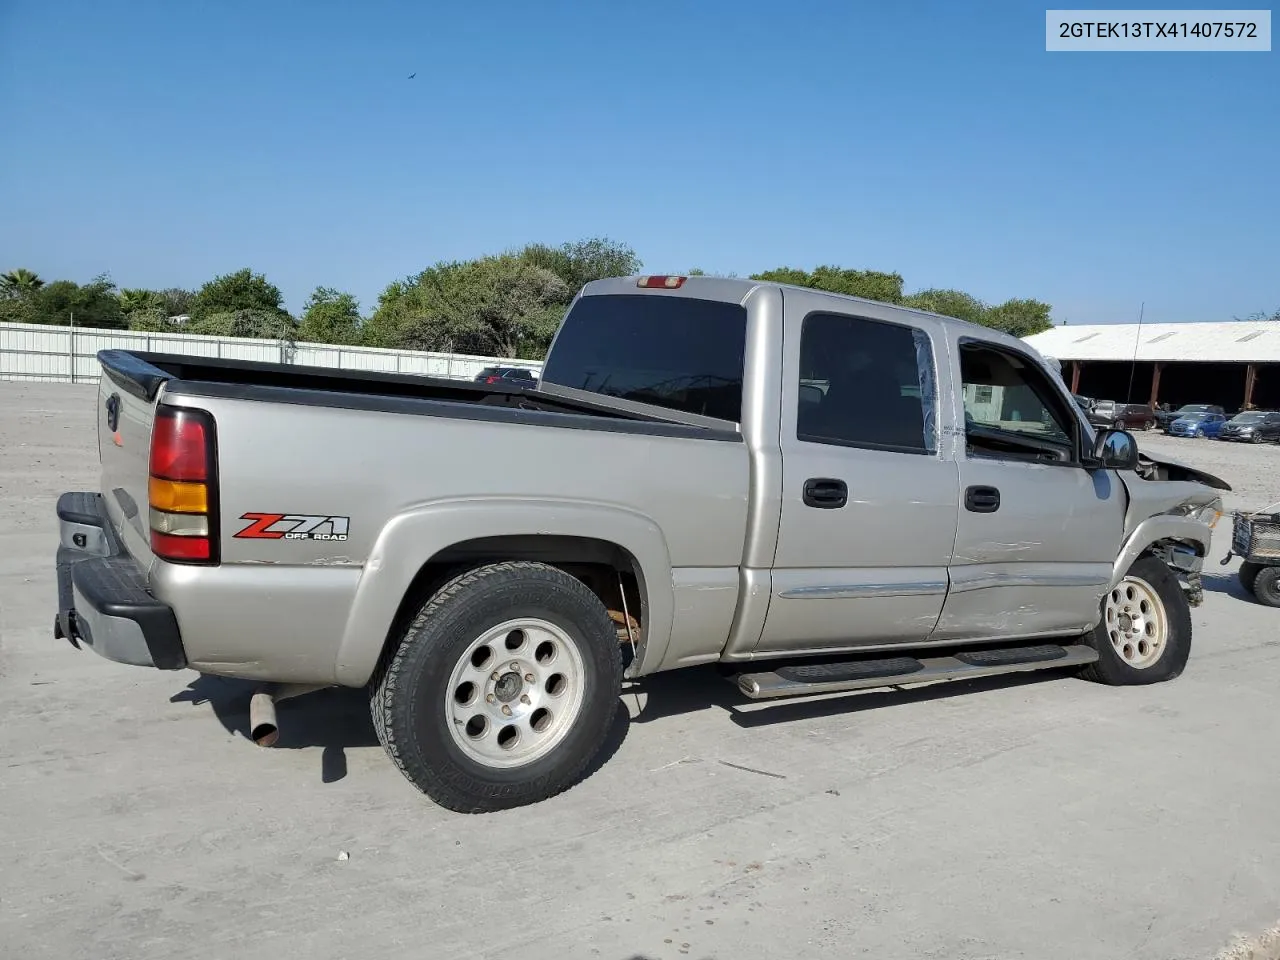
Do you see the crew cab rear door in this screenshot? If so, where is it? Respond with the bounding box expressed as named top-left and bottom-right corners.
top-left (933, 336), bottom-right (1125, 642)
top-left (754, 293), bottom-right (960, 655)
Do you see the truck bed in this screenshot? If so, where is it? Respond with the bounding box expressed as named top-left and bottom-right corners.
top-left (90, 346), bottom-right (752, 686)
top-left (100, 349), bottom-right (734, 438)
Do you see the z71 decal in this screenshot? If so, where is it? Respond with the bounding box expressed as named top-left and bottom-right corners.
top-left (235, 513), bottom-right (350, 542)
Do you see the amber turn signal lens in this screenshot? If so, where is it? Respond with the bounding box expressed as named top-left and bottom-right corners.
top-left (148, 477), bottom-right (208, 514)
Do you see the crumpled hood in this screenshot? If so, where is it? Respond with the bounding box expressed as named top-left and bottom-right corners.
top-left (1136, 452), bottom-right (1231, 492)
top-left (1118, 452), bottom-right (1231, 537)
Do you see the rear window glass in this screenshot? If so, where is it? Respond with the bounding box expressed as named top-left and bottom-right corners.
top-left (540, 294), bottom-right (747, 422)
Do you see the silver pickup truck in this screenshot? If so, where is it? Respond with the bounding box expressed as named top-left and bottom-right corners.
top-left (54, 275), bottom-right (1229, 813)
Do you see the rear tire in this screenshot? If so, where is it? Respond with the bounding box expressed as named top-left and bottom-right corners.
top-left (1251, 566), bottom-right (1280, 607)
top-left (1080, 556), bottom-right (1191, 685)
top-left (370, 561), bottom-right (623, 813)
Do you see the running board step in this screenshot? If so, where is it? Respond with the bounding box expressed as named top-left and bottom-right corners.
top-left (732, 643), bottom-right (1098, 700)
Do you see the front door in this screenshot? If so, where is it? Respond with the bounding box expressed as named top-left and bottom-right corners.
top-left (756, 300), bottom-right (960, 657)
top-left (934, 338), bottom-right (1126, 642)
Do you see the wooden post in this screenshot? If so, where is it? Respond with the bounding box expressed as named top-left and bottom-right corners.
top-left (1244, 363), bottom-right (1257, 410)
top-left (1148, 362), bottom-right (1163, 409)
top-left (1070, 361), bottom-right (1081, 393)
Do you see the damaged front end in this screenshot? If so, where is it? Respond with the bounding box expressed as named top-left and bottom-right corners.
top-left (1152, 536), bottom-right (1212, 606)
top-left (1134, 452), bottom-right (1231, 492)
top-left (1120, 453), bottom-right (1231, 608)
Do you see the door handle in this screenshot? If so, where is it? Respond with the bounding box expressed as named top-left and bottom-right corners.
top-left (803, 477), bottom-right (848, 509)
top-left (964, 485), bottom-right (1001, 513)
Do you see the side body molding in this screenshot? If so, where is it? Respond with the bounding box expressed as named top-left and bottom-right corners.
top-left (333, 498), bottom-right (674, 687)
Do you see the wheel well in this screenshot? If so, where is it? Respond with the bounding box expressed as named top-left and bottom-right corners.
top-left (382, 535), bottom-right (646, 669)
top-left (1144, 535), bottom-right (1206, 560)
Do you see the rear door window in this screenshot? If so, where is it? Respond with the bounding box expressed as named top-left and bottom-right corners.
top-left (540, 294), bottom-right (747, 422)
top-left (795, 312), bottom-right (937, 454)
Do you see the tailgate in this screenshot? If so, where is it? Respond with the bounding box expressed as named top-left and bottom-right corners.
top-left (96, 351), bottom-right (168, 566)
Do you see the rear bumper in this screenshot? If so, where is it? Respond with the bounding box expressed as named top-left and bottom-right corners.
top-left (54, 492), bottom-right (187, 670)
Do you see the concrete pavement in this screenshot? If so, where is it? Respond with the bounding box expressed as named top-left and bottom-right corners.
top-left (2, 381), bottom-right (1278, 960)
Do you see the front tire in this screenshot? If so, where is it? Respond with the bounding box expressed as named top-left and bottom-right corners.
top-left (1080, 556), bottom-right (1191, 685)
top-left (370, 561), bottom-right (624, 813)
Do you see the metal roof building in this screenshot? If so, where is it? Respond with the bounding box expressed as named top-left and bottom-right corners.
top-left (1023, 320), bottom-right (1280, 412)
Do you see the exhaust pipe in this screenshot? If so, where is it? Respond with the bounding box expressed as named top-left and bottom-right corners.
top-left (249, 689), bottom-right (279, 746)
top-left (248, 683), bottom-right (330, 747)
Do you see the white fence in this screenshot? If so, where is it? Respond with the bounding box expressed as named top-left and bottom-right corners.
top-left (0, 321), bottom-right (544, 385)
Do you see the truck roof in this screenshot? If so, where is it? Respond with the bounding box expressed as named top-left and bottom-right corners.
top-left (579, 275), bottom-right (1041, 359)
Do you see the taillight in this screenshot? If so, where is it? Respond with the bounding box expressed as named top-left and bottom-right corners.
top-left (148, 406), bottom-right (218, 564)
top-left (637, 275), bottom-right (686, 289)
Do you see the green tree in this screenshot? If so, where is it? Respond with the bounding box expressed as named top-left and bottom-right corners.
top-left (32, 274), bottom-right (126, 328)
top-left (362, 262), bottom-right (468, 351)
top-left (119, 288), bottom-right (165, 314)
top-left (751, 265), bottom-right (905, 304)
top-left (902, 288), bottom-right (989, 325)
top-left (190, 268), bottom-right (290, 322)
top-left (159, 288), bottom-right (196, 317)
top-left (0, 297), bottom-right (37, 324)
top-left (187, 309), bottom-right (297, 340)
top-left (364, 255), bottom-right (569, 358)
top-left (984, 298), bottom-right (1053, 338)
top-left (1, 268), bottom-right (45, 297)
top-left (297, 287), bottom-right (361, 344)
top-left (517, 237), bottom-right (642, 292)
top-left (126, 307), bottom-right (175, 333)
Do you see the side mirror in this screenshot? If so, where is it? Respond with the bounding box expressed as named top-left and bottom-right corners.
top-left (1092, 428), bottom-right (1139, 470)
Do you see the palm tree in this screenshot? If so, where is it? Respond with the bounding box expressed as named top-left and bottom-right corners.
top-left (118, 288), bottom-right (163, 313)
top-left (1, 268), bottom-right (44, 297)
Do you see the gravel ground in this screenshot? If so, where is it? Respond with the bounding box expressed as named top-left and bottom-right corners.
top-left (3, 381), bottom-right (1280, 960)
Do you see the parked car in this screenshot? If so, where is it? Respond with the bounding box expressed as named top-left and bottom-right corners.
top-left (475, 365), bottom-right (538, 388)
top-left (53, 274), bottom-right (1228, 813)
top-left (1088, 400), bottom-right (1156, 431)
top-left (1218, 410), bottom-right (1280, 443)
top-left (1155, 403), bottom-right (1226, 430)
top-left (1072, 394), bottom-right (1095, 414)
top-left (1167, 411), bottom-right (1228, 438)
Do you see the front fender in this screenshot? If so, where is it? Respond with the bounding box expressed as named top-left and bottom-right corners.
top-left (332, 498), bottom-right (675, 687)
top-left (1111, 514), bottom-right (1213, 588)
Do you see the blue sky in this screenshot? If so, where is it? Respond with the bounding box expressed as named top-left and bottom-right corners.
top-left (1, 0), bottom-right (1276, 324)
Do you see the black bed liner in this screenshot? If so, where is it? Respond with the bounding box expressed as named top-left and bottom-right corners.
top-left (97, 350), bottom-right (744, 444)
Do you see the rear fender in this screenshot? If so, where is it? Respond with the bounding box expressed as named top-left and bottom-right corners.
top-left (333, 499), bottom-right (674, 687)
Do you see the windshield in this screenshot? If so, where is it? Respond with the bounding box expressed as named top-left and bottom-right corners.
top-left (1231, 412), bottom-right (1266, 423)
top-left (1179, 412), bottom-right (1211, 421)
top-left (1177, 405), bottom-right (1212, 413)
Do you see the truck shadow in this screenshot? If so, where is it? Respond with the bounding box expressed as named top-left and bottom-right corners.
top-left (169, 665), bottom-right (1060, 786)
top-left (170, 675), bottom-right (378, 783)
top-left (1200, 570), bottom-right (1253, 601)
top-left (169, 673), bottom-right (631, 789)
top-left (628, 664), bottom-right (1069, 729)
